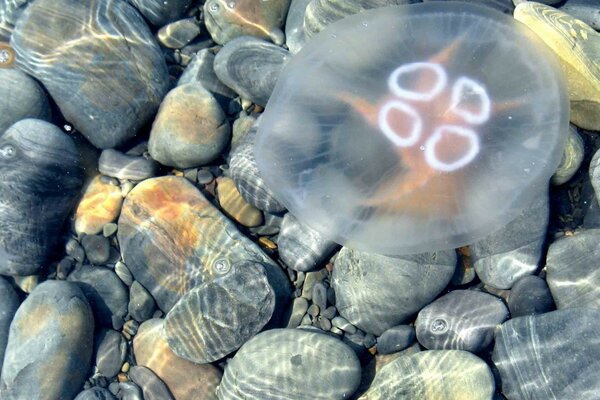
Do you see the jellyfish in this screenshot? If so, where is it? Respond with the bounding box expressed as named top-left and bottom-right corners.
top-left (254, 2), bottom-right (569, 255)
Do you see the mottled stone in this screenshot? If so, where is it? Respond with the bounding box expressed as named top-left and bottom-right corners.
top-left (165, 261), bottom-right (274, 363)
top-left (204, 0), bottom-right (290, 44)
top-left (133, 319), bottom-right (222, 400)
top-left (332, 247), bottom-right (456, 335)
top-left (377, 325), bottom-right (415, 355)
top-left (0, 277), bottom-right (19, 376)
top-left (128, 281), bottom-right (156, 322)
top-left (493, 308), bottom-right (600, 399)
top-left (0, 281), bottom-right (94, 400)
top-left (471, 194), bottom-right (548, 289)
top-left (552, 125), bottom-right (584, 185)
top-left (157, 18), bottom-right (200, 49)
top-left (278, 212), bottom-right (337, 272)
top-left (149, 83), bottom-right (230, 168)
top-left (360, 350), bottom-right (495, 400)
top-left (217, 329), bottom-right (361, 399)
top-left (515, 2), bottom-right (600, 130)
top-left (118, 176), bottom-right (290, 316)
top-left (0, 68), bottom-right (50, 133)
top-left (128, 366), bottom-right (174, 400)
top-left (68, 266), bottom-right (129, 328)
top-left (95, 329), bottom-right (127, 378)
top-left (546, 229), bottom-right (600, 309)
top-left (214, 36), bottom-right (290, 106)
top-left (415, 290), bottom-right (509, 352)
top-left (130, 0), bottom-right (192, 27)
top-left (75, 176), bottom-right (124, 236)
top-left (216, 176), bottom-right (263, 227)
top-left (508, 275), bottom-right (555, 317)
top-left (11, 0), bottom-right (170, 148)
top-left (0, 119), bottom-right (83, 275)
top-left (99, 149), bottom-right (158, 181)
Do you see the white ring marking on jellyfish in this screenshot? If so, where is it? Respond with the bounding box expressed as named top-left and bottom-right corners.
top-left (378, 100), bottom-right (422, 147)
top-left (450, 77), bottom-right (491, 125)
top-left (387, 62), bottom-right (448, 101)
top-left (424, 125), bottom-right (480, 172)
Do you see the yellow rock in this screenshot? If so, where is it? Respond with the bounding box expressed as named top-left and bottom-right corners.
top-left (216, 176), bottom-right (263, 227)
top-left (74, 176), bottom-right (123, 235)
top-left (133, 318), bottom-right (222, 400)
top-left (514, 2), bottom-right (600, 130)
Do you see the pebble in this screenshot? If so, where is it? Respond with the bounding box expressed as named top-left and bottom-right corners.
top-left (551, 125), bottom-right (584, 185)
top-left (203, 0), bottom-right (290, 45)
top-left (376, 325), bottom-right (416, 355)
top-left (11, 274), bottom-right (40, 294)
top-left (0, 119), bottom-right (83, 276)
top-left (470, 194), bottom-right (548, 289)
top-left (11, 0), bottom-right (169, 148)
top-left (103, 223), bottom-right (118, 237)
top-left (133, 318), bottom-right (222, 400)
top-left (164, 261), bottom-right (275, 363)
top-left (216, 328), bottom-right (361, 399)
top-left (311, 281), bottom-right (328, 311)
top-left (99, 150), bottom-right (158, 181)
top-left (81, 235), bottom-right (111, 265)
top-left (321, 305), bottom-right (336, 319)
top-left (75, 387), bottom-right (117, 400)
top-left (300, 268), bottom-right (328, 300)
top-left (332, 247), bottom-right (456, 335)
top-left (230, 112), bottom-right (256, 149)
top-left (149, 83), bottom-right (230, 168)
top-left (515, 2), bottom-right (600, 130)
top-left (216, 176), bottom-right (263, 227)
top-left (360, 350), bottom-right (495, 399)
top-left (415, 290), bottom-right (509, 353)
top-left (128, 366), bottom-right (174, 400)
top-left (122, 319), bottom-right (139, 338)
top-left (228, 124), bottom-right (286, 212)
top-left (0, 281), bottom-right (94, 400)
top-left (307, 304), bottom-right (320, 317)
top-left (284, 0), bottom-right (311, 53)
top-left (508, 275), bottom-right (555, 317)
top-left (129, 0), bottom-right (192, 27)
top-left (115, 262), bottom-right (134, 287)
top-left (285, 296), bottom-right (309, 328)
top-left (588, 147), bottom-right (600, 204)
top-left (332, 316), bottom-right (356, 334)
top-left (75, 176), bottom-right (124, 236)
top-left (128, 281), bottom-right (157, 323)
top-left (0, 277), bottom-right (19, 376)
top-left (116, 382), bottom-right (143, 400)
top-left (95, 329), bottom-right (127, 379)
top-left (68, 266), bottom-right (129, 328)
top-left (214, 36), bottom-right (290, 106)
top-left (0, 68), bottom-right (51, 133)
top-left (118, 176), bottom-right (290, 314)
top-left (278, 213), bottom-right (338, 272)
top-left (493, 308), bottom-right (600, 399)
top-left (546, 229), bottom-right (600, 309)
top-left (157, 18), bottom-right (200, 49)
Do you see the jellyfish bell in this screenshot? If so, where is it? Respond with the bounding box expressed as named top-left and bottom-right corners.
top-left (254, 2), bottom-right (569, 256)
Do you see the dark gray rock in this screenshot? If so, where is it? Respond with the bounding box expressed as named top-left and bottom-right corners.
top-left (493, 308), bottom-right (600, 399)
top-left (11, 0), bottom-right (170, 148)
top-left (376, 325), bottom-right (415, 355)
top-left (68, 266), bottom-right (129, 328)
top-left (278, 212), bottom-right (337, 272)
top-left (0, 119), bottom-right (83, 275)
top-left (217, 328), bottom-right (361, 399)
top-left (164, 261), bottom-right (275, 363)
top-left (0, 277), bottom-right (19, 376)
top-left (99, 149), bottom-right (158, 181)
top-left (95, 329), bottom-right (127, 378)
top-left (130, 0), bottom-right (192, 27)
top-left (0, 68), bottom-right (50, 134)
top-left (546, 229), bottom-right (600, 309)
top-left (82, 235), bottom-right (111, 265)
top-left (128, 281), bottom-right (156, 322)
top-left (471, 193), bottom-right (548, 289)
top-left (332, 247), bottom-right (456, 335)
top-left (508, 275), bottom-right (555, 317)
top-left (128, 366), bottom-right (174, 400)
top-left (75, 387), bottom-right (117, 400)
top-left (415, 290), bottom-right (509, 353)
top-left (0, 281), bottom-right (94, 400)
top-left (214, 36), bottom-right (290, 106)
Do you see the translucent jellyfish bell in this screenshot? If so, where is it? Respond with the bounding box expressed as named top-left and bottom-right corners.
top-left (254, 2), bottom-right (569, 255)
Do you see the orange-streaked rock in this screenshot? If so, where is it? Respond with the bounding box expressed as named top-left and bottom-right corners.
top-left (216, 176), bottom-right (263, 227)
top-left (75, 176), bottom-right (123, 235)
top-left (133, 318), bottom-right (221, 400)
